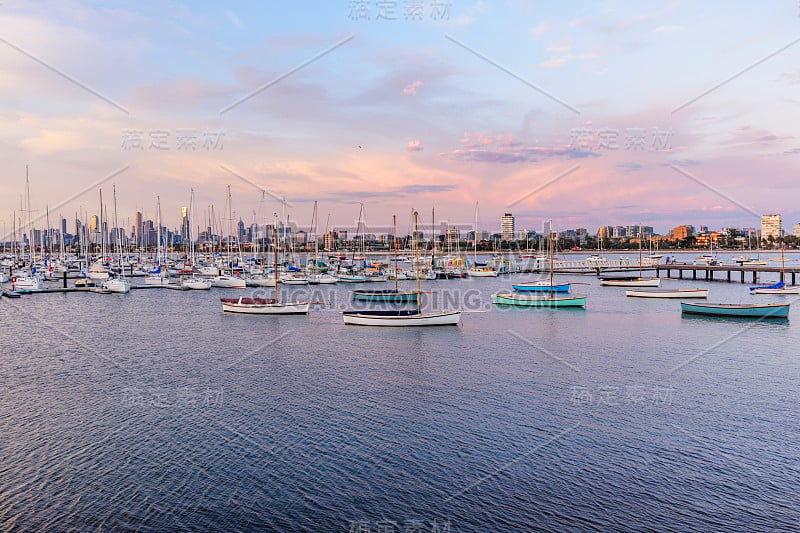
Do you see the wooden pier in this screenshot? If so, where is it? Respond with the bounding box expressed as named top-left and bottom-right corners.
top-left (654, 263), bottom-right (800, 284)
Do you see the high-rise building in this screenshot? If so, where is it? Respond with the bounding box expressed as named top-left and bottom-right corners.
top-left (446, 226), bottom-right (460, 245)
top-left (89, 215), bottom-right (99, 234)
top-left (501, 213), bottom-right (515, 241)
top-left (671, 225), bottom-right (693, 240)
top-left (793, 224), bottom-right (800, 238)
top-left (761, 214), bottom-right (783, 240)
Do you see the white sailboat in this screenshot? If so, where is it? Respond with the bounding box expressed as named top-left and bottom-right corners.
top-left (600, 226), bottom-right (660, 287)
top-left (102, 185), bottom-right (130, 293)
top-left (180, 189), bottom-right (211, 290)
top-left (343, 211), bottom-right (461, 326)
top-left (750, 243), bottom-right (800, 294)
top-left (467, 202), bottom-right (497, 277)
top-left (221, 213), bottom-right (310, 314)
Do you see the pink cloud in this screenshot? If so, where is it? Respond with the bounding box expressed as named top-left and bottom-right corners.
top-left (403, 80), bottom-right (424, 96)
top-left (407, 140), bottom-right (423, 152)
top-left (737, 125), bottom-right (751, 131)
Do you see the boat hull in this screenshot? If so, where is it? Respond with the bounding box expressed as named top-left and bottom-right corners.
top-left (352, 290), bottom-right (419, 302)
top-left (222, 302), bottom-right (310, 314)
top-left (212, 276), bottom-right (246, 288)
top-left (182, 280), bottom-right (212, 290)
top-left (103, 279), bottom-right (131, 293)
top-left (342, 310), bottom-right (461, 326)
top-left (467, 269), bottom-right (497, 277)
top-left (751, 287), bottom-right (800, 295)
top-left (626, 289), bottom-right (708, 298)
top-left (492, 293), bottom-right (586, 308)
top-left (681, 302), bottom-right (790, 318)
top-left (600, 278), bottom-right (661, 287)
top-left (512, 283), bottom-right (570, 292)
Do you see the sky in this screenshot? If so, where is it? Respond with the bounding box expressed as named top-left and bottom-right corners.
top-left (0, 0), bottom-right (798, 237)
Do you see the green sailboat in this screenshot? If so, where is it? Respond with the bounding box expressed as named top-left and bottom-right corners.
top-left (492, 220), bottom-right (586, 309)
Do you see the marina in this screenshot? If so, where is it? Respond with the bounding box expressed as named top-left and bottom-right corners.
top-left (2, 1), bottom-right (799, 529)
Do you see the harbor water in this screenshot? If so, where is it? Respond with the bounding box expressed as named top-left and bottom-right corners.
top-left (1, 255), bottom-right (799, 531)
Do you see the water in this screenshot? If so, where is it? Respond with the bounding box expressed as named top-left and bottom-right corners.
top-left (2, 257), bottom-right (800, 531)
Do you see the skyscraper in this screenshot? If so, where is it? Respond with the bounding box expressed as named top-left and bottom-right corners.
top-left (501, 213), bottom-right (515, 241)
top-left (761, 214), bottom-right (783, 240)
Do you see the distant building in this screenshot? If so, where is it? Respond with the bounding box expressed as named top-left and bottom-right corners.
top-left (295, 230), bottom-right (307, 244)
top-left (446, 226), bottom-right (460, 245)
top-left (761, 214), bottom-right (783, 240)
top-left (597, 226), bottom-right (612, 239)
top-left (323, 231), bottom-right (337, 250)
top-left (670, 225), bottom-right (694, 241)
top-left (501, 213), bottom-right (515, 241)
top-left (794, 224), bottom-right (800, 238)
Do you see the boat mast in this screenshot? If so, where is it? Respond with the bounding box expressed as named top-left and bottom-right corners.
top-left (414, 210), bottom-right (421, 300)
top-left (549, 220), bottom-right (554, 297)
top-left (113, 184), bottom-right (124, 279)
top-left (393, 214), bottom-right (398, 293)
top-left (273, 212), bottom-right (279, 302)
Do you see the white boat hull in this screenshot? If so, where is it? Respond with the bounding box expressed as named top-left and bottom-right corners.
top-left (751, 286), bottom-right (800, 295)
top-left (600, 278), bottom-right (661, 287)
top-left (212, 276), bottom-right (246, 288)
top-left (626, 288), bottom-right (708, 298)
top-left (343, 311), bottom-right (461, 326)
top-left (467, 269), bottom-right (497, 277)
top-left (103, 279), bottom-right (131, 293)
top-left (10, 277), bottom-right (43, 290)
top-left (222, 302), bottom-right (310, 314)
top-left (182, 279), bottom-right (212, 290)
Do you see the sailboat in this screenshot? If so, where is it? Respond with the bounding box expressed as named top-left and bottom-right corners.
top-left (467, 202), bottom-right (497, 277)
top-left (221, 213), bottom-right (310, 314)
top-left (144, 196), bottom-right (171, 286)
top-left (352, 215), bottom-right (420, 303)
top-left (343, 211), bottom-right (461, 325)
top-left (212, 186), bottom-right (246, 288)
top-left (492, 221), bottom-right (586, 308)
top-left (181, 189), bottom-right (212, 290)
top-left (750, 243), bottom-right (800, 294)
top-left (102, 185), bottom-right (131, 293)
top-left (600, 227), bottom-right (661, 287)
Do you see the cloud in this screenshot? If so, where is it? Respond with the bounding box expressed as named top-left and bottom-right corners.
top-left (737, 125), bottom-right (751, 131)
top-left (616, 162), bottom-right (643, 172)
top-left (395, 184), bottom-right (454, 194)
top-left (546, 36), bottom-right (573, 55)
top-left (783, 148), bottom-right (800, 155)
top-left (406, 140), bottom-right (423, 152)
top-left (541, 58), bottom-right (568, 70)
top-left (531, 22), bottom-right (550, 40)
top-left (440, 146), bottom-right (600, 163)
top-left (667, 159), bottom-right (701, 166)
top-left (403, 80), bottom-right (424, 96)
top-left (569, 17), bottom-right (588, 28)
top-left (225, 10), bottom-right (243, 28)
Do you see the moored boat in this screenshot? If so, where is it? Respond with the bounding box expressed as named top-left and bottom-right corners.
top-left (342, 309), bottom-right (460, 326)
top-left (221, 297), bottom-right (310, 314)
top-left (512, 280), bottom-right (570, 293)
top-left (626, 288), bottom-right (708, 298)
top-left (351, 289), bottom-right (419, 302)
top-left (492, 292), bottom-right (586, 308)
top-left (680, 302), bottom-right (790, 318)
top-left (600, 277), bottom-right (661, 287)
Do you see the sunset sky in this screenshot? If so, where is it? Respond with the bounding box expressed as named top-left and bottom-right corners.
top-left (1, 1), bottom-right (798, 237)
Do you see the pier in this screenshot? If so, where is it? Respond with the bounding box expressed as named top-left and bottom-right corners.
top-left (655, 264), bottom-right (799, 284)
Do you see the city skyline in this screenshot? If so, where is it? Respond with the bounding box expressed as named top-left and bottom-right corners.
top-left (1, 2), bottom-right (798, 233)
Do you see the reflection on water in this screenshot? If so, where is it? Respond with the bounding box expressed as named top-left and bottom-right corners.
top-left (1, 264), bottom-right (799, 530)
